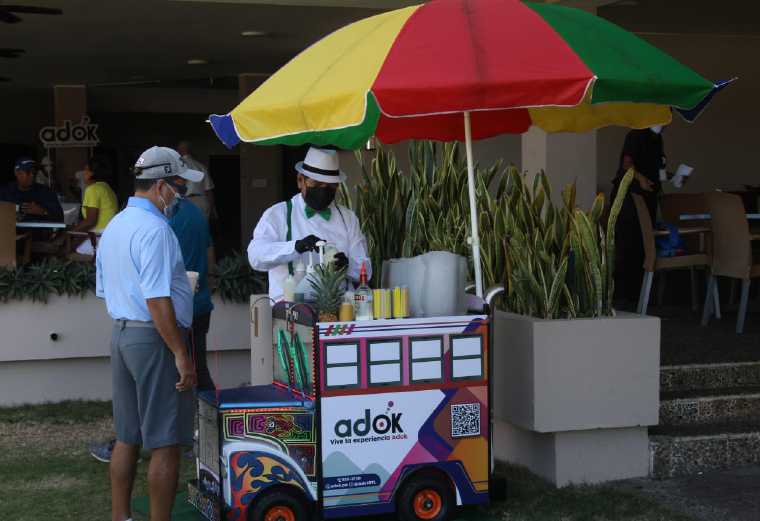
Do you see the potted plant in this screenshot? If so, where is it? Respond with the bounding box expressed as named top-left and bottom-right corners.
top-left (487, 169), bottom-right (660, 486)
top-left (348, 142), bottom-right (660, 486)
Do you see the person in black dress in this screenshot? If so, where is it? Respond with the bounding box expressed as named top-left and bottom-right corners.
top-left (612, 126), bottom-right (667, 303)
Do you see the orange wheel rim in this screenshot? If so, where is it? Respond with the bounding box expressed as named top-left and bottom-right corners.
top-left (264, 505), bottom-right (296, 521)
top-left (413, 488), bottom-right (442, 520)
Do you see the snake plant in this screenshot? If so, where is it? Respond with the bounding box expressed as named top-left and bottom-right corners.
top-left (348, 141), bottom-right (633, 319)
top-left (0, 254), bottom-right (268, 305)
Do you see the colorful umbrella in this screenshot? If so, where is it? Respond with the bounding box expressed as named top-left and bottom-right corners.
top-left (210, 0), bottom-right (727, 297)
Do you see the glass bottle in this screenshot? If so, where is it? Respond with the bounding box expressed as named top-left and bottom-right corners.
top-left (354, 262), bottom-right (373, 321)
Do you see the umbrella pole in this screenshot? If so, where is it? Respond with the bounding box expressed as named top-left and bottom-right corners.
top-left (463, 111), bottom-right (484, 298)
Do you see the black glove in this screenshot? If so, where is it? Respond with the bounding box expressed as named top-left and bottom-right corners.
top-left (295, 234), bottom-right (322, 254)
top-left (333, 252), bottom-right (349, 271)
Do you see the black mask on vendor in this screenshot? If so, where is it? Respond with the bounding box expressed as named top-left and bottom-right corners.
top-left (304, 185), bottom-right (336, 211)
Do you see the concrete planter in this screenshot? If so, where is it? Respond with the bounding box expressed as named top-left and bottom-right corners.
top-left (0, 294), bottom-right (251, 405)
top-left (492, 310), bottom-right (660, 486)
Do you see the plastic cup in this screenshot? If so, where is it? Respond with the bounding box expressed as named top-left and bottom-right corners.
top-left (383, 289), bottom-right (392, 319)
top-left (373, 289), bottom-right (384, 319)
top-left (393, 287), bottom-right (403, 318)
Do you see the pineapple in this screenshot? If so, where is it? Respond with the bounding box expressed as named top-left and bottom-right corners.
top-left (310, 262), bottom-right (347, 322)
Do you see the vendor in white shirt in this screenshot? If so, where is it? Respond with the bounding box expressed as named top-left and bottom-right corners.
top-left (248, 147), bottom-right (371, 302)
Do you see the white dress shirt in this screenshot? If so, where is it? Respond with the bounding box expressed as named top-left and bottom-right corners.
top-left (248, 193), bottom-right (372, 301)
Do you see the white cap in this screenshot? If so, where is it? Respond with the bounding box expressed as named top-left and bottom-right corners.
top-left (134, 146), bottom-right (204, 182)
top-left (295, 147), bottom-right (346, 183)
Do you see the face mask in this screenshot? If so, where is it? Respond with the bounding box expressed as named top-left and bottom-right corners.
top-left (650, 125), bottom-right (663, 134)
top-left (158, 182), bottom-right (181, 217)
top-left (304, 185), bottom-right (336, 211)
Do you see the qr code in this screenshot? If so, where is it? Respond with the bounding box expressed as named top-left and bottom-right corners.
top-left (451, 403), bottom-right (480, 438)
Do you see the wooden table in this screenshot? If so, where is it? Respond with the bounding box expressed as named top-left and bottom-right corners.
top-left (654, 226), bottom-right (711, 252)
top-left (653, 226), bottom-right (710, 237)
top-left (679, 214), bottom-right (760, 241)
top-left (680, 213), bottom-right (760, 221)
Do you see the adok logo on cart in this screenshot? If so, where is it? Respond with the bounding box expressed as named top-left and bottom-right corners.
top-left (334, 409), bottom-right (403, 438)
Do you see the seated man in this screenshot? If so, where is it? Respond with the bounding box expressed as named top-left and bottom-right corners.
top-left (0, 157), bottom-right (63, 222)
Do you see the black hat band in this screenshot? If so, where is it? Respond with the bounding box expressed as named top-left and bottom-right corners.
top-left (301, 162), bottom-right (340, 177)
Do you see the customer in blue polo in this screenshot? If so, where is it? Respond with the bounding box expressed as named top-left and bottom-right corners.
top-left (0, 157), bottom-right (63, 221)
top-left (96, 145), bottom-right (203, 521)
top-left (167, 167), bottom-right (216, 392)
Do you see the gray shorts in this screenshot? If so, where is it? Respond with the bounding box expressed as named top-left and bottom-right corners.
top-left (110, 324), bottom-right (193, 449)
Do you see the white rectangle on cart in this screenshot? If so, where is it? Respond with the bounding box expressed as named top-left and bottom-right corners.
top-left (412, 360), bottom-right (441, 381)
top-left (411, 339), bottom-right (441, 359)
top-left (453, 358), bottom-right (482, 378)
top-left (327, 366), bottom-right (358, 387)
top-left (326, 343), bottom-right (358, 365)
top-left (370, 363), bottom-right (400, 384)
top-left (370, 341), bottom-right (401, 362)
top-left (452, 337), bottom-right (481, 357)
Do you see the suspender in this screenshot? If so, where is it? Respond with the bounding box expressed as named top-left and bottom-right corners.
top-left (286, 199), bottom-right (294, 276)
top-left (285, 198), bottom-right (349, 277)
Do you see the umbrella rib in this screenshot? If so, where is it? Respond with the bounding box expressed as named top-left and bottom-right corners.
top-left (460, 0), bottom-right (486, 109)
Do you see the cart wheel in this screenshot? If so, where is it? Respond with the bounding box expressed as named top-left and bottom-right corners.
top-left (398, 473), bottom-right (454, 521)
top-left (249, 489), bottom-right (308, 521)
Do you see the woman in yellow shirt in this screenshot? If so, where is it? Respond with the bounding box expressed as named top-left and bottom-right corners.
top-left (70, 158), bottom-right (118, 258)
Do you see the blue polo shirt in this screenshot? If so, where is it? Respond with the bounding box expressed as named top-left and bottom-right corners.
top-left (169, 198), bottom-right (214, 317)
top-left (96, 196), bottom-right (193, 328)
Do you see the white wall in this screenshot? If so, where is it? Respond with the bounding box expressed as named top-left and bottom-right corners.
top-left (0, 295), bottom-right (252, 405)
top-left (0, 352), bottom-right (250, 406)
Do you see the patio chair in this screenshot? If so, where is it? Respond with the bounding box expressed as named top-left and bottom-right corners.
top-left (701, 192), bottom-right (760, 334)
top-left (632, 194), bottom-right (710, 315)
top-left (659, 192), bottom-right (713, 308)
top-left (0, 201), bottom-right (31, 268)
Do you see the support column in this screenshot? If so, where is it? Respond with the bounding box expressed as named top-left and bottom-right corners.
top-left (53, 85), bottom-right (88, 196)
top-left (521, 3), bottom-right (599, 211)
top-left (521, 127), bottom-right (598, 210)
top-left (238, 73), bottom-right (283, 247)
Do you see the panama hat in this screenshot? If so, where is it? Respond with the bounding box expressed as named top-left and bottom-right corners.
top-left (295, 147), bottom-right (346, 184)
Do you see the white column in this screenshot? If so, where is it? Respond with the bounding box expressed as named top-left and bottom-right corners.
top-left (521, 128), bottom-right (599, 210)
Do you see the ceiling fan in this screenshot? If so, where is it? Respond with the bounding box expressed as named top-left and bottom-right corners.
top-left (0, 4), bottom-right (63, 24)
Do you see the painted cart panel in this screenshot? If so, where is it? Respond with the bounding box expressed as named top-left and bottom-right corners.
top-left (318, 316), bottom-right (490, 518)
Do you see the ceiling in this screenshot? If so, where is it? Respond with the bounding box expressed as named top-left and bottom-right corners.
top-left (599, 0), bottom-right (760, 36)
top-left (1, 0), bottom-right (757, 90)
top-left (0, 0), bottom-right (406, 88)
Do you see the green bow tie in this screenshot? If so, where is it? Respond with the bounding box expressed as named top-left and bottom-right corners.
top-left (305, 206), bottom-right (331, 221)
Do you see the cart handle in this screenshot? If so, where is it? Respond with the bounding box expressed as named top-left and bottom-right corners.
top-left (484, 284), bottom-right (505, 307)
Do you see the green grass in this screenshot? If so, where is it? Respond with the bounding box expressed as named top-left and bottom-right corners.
top-left (0, 401), bottom-right (695, 521)
top-left (480, 464), bottom-right (696, 521)
top-left (0, 399), bottom-right (113, 424)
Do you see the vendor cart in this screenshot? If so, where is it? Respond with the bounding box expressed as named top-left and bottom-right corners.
top-left (189, 301), bottom-right (492, 521)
